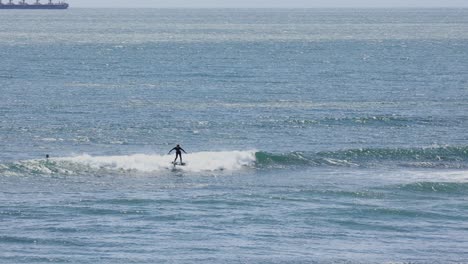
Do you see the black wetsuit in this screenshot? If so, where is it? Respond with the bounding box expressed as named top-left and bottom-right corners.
top-left (169, 146), bottom-right (186, 163)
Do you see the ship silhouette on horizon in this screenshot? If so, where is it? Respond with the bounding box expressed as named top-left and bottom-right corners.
top-left (0, 0), bottom-right (68, 9)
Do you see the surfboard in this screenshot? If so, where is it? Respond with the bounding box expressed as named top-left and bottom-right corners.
top-left (172, 161), bottom-right (186, 166)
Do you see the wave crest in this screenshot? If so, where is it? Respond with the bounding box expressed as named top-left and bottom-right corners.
top-left (1, 146), bottom-right (467, 176)
top-left (0, 151), bottom-right (256, 176)
top-left (255, 146), bottom-right (468, 169)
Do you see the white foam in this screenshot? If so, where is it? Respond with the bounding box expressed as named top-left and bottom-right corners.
top-left (57, 150), bottom-right (257, 173)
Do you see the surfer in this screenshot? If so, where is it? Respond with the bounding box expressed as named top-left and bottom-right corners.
top-left (168, 144), bottom-right (187, 164)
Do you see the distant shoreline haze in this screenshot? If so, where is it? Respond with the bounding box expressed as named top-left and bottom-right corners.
top-left (68, 6), bottom-right (468, 9)
top-left (65, 0), bottom-right (468, 8)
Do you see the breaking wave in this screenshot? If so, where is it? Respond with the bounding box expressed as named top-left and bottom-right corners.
top-left (0, 151), bottom-right (256, 176)
top-left (0, 146), bottom-right (467, 176)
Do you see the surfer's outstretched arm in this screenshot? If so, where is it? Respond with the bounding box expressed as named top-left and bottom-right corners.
top-left (181, 148), bottom-right (187, 154)
top-left (168, 148), bottom-right (176, 154)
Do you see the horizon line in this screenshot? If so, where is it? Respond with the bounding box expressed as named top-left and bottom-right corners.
top-left (67, 6), bottom-right (468, 9)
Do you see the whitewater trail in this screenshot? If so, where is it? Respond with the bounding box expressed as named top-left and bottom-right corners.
top-left (57, 150), bottom-right (257, 173)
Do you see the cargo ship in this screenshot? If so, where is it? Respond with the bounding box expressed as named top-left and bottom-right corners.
top-left (0, 0), bottom-right (69, 9)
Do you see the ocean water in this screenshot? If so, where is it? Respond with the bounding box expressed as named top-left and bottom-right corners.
top-left (1, 8), bottom-right (468, 263)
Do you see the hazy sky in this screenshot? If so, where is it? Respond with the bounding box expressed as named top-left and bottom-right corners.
top-left (66, 0), bottom-right (468, 8)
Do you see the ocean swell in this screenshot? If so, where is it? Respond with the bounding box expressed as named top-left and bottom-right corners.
top-left (255, 146), bottom-right (468, 169)
top-left (0, 146), bottom-right (467, 176)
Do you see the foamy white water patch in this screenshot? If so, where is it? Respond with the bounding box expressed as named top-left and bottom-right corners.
top-left (58, 150), bottom-right (256, 173)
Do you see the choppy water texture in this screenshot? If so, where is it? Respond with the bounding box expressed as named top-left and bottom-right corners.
top-left (1, 9), bottom-right (468, 263)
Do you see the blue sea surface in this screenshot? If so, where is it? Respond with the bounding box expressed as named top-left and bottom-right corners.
top-left (1, 9), bottom-right (468, 263)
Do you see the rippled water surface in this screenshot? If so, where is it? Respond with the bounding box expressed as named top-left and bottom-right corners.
top-left (1, 8), bottom-right (468, 263)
